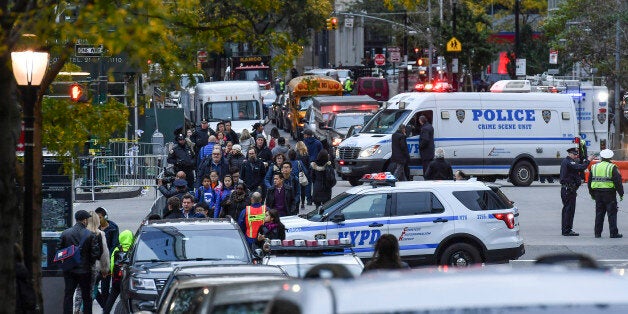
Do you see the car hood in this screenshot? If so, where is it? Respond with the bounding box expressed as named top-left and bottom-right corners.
top-left (132, 260), bottom-right (248, 274)
top-left (339, 133), bottom-right (390, 148)
top-left (281, 215), bottom-right (318, 232)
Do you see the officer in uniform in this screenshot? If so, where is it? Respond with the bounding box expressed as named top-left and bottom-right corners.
top-left (559, 147), bottom-right (593, 236)
top-left (588, 149), bottom-right (624, 238)
top-left (167, 134), bottom-right (196, 190)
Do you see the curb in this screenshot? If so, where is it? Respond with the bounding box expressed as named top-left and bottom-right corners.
top-left (75, 187), bottom-right (144, 201)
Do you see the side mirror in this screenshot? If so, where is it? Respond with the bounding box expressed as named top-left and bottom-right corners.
top-left (330, 213), bottom-right (345, 223)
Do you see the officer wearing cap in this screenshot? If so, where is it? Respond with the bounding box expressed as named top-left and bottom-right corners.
top-left (559, 147), bottom-right (593, 236)
top-left (190, 118), bottom-right (216, 157)
top-left (588, 149), bottom-right (624, 238)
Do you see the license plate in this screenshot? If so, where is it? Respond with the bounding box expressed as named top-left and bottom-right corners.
top-left (341, 166), bottom-right (350, 174)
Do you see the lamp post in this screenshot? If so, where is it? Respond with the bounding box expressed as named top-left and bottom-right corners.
top-left (11, 50), bottom-right (49, 272)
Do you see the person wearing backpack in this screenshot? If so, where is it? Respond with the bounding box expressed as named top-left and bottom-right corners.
top-left (102, 230), bottom-right (134, 314)
top-left (59, 210), bottom-right (102, 314)
top-left (310, 149), bottom-right (337, 210)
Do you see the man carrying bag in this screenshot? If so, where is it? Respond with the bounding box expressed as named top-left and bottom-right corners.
top-left (58, 210), bottom-right (102, 314)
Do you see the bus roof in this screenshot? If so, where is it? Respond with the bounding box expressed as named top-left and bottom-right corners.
top-left (195, 81), bottom-right (260, 95)
top-left (287, 75), bottom-right (343, 96)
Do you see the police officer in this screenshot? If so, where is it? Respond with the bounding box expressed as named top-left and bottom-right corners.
top-left (167, 134), bottom-right (196, 190)
top-left (588, 149), bottom-right (624, 238)
top-left (343, 77), bottom-right (354, 95)
top-left (559, 147), bottom-right (593, 236)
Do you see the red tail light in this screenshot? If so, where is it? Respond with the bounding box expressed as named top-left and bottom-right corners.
top-left (493, 213), bottom-right (515, 229)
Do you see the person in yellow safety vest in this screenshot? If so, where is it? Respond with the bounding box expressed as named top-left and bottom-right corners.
top-left (587, 149), bottom-right (624, 238)
top-left (343, 77), bottom-right (354, 95)
top-left (238, 191), bottom-right (267, 245)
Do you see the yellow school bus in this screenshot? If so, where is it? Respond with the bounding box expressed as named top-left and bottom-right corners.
top-left (286, 75), bottom-right (344, 140)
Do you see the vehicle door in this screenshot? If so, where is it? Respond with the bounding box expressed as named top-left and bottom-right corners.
top-left (325, 193), bottom-right (391, 257)
top-left (406, 109), bottom-right (434, 176)
top-left (387, 190), bottom-right (455, 259)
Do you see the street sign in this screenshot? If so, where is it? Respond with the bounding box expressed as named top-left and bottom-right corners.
top-left (345, 17), bottom-right (354, 28)
top-left (549, 50), bottom-right (558, 64)
top-left (197, 50), bottom-right (208, 63)
top-left (374, 54), bottom-right (386, 66)
top-left (446, 37), bottom-right (462, 52)
top-left (515, 58), bottom-right (526, 76)
top-left (388, 47), bottom-right (401, 63)
top-left (451, 58), bottom-right (459, 73)
top-left (75, 45), bottom-right (104, 56)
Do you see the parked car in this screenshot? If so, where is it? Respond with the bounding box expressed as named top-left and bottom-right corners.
top-left (153, 264), bottom-right (288, 314)
top-left (356, 77), bottom-right (389, 101)
top-left (118, 218), bottom-right (257, 313)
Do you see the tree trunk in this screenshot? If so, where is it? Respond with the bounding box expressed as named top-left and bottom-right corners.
top-left (0, 51), bottom-right (23, 313)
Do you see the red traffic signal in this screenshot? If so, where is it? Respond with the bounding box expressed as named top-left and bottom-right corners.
top-left (330, 17), bottom-right (338, 30)
top-left (69, 83), bottom-right (84, 102)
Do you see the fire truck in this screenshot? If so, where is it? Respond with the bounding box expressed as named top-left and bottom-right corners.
top-left (229, 55), bottom-right (275, 113)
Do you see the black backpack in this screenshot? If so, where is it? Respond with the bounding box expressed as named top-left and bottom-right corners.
top-left (112, 247), bottom-right (129, 283)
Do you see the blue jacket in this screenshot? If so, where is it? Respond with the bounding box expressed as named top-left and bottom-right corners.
top-left (195, 185), bottom-right (219, 211)
top-left (303, 137), bottom-right (322, 162)
top-left (214, 186), bottom-right (234, 218)
top-left (238, 202), bottom-right (264, 244)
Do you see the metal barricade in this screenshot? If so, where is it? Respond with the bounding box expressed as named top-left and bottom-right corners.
top-left (76, 154), bottom-right (166, 201)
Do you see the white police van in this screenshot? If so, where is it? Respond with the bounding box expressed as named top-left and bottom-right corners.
top-left (335, 90), bottom-right (578, 186)
top-left (282, 173), bottom-right (524, 266)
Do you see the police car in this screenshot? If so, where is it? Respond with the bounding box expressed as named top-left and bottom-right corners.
top-left (260, 239), bottom-right (364, 277)
top-left (282, 173), bottom-right (525, 266)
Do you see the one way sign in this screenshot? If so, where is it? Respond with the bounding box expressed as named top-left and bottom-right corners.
top-left (446, 37), bottom-right (462, 52)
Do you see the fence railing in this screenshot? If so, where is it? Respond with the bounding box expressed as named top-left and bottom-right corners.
top-left (75, 155), bottom-right (167, 201)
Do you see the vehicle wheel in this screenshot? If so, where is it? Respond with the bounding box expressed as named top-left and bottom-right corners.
top-left (510, 160), bottom-right (535, 187)
top-left (348, 178), bottom-right (363, 186)
top-left (439, 243), bottom-right (482, 267)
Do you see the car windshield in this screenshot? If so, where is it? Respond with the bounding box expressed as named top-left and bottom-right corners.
top-left (304, 192), bottom-right (355, 221)
top-left (333, 114), bottom-right (374, 129)
top-left (134, 227), bottom-right (249, 262)
top-left (204, 101), bottom-right (261, 121)
top-left (299, 97), bottom-right (314, 111)
top-left (361, 109), bottom-right (410, 134)
top-left (234, 69), bottom-right (270, 81)
top-left (337, 70), bottom-right (351, 79)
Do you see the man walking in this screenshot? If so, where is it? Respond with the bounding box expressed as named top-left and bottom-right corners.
top-left (59, 210), bottom-right (101, 314)
top-left (418, 115), bottom-right (434, 178)
top-left (559, 147), bottom-right (593, 236)
top-left (238, 192), bottom-right (267, 246)
top-left (588, 149), bottom-right (624, 238)
top-left (390, 125), bottom-right (410, 181)
top-left (167, 134), bottom-right (196, 190)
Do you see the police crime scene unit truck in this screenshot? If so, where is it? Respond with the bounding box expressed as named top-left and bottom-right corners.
top-left (335, 91), bottom-right (579, 186)
top-left (282, 174), bottom-right (524, 266)
top-left (194, 81), bottom-right (264, 135)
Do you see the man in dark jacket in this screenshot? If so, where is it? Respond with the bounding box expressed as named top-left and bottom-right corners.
top-left (94, 207), bottom-right (119, 308)
top-left (254, 134), bottom-right (273, 164)
top-left (228, 144), bottom-right (246, 173)
top-left (265, 172), bottom-right (297, 216)
top-left (302, 129), bottom-right (322, 162)
top-left (196, 147), bottom-right (230, 186)
top-left (390, 125), bottom-right (410, 181)
top-left (560, 147), bottom-right (592, 236)
top-left (241, 148), bottom-right (267, 195)
top-left (424, 147), bottom-right (454, 180)
top-left (60, 210), bottom-right (101, 314)
top-left (224, 120), bottom-right (239, 144)
top-left (418, 115), bottom-right (435, 178)
top-left (167, 134), bottom-right (196, 190)
top-left (190, 119), bottom-right (215, 157)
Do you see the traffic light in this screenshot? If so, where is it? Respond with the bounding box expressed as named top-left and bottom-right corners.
top-left (417, 58), bottom-right (423, 66)
top-left (69, 83), bottom-right (86, 102)
top-left (330, 17), bottom-right (338, 30)
top-left (326, 18), bottom-right (332, 30)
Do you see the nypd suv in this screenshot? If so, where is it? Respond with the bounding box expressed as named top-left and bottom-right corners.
top-left (282, 173), bottom-right (524, 266)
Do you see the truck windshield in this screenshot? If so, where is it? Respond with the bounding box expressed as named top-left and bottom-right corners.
top-left (333, 114), bottom-right (374, 129)
top-left (361, 109), bottom-right (410, 134)
top-left (204, 101), bottom-right (261, 121)
top-left (234, 69), bottom-right (270, 81)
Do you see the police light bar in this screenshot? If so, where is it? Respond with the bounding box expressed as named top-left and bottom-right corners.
top-left (266, 238), bottom-right (354, 255)
top-left (360, 172), bottom-right (397, 187)
top-left (490, 80), bottom-right (531, 93)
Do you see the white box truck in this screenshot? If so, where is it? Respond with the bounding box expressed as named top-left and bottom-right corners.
top-left (335, 91), bottom-right (579, 186)
top-left (194, 81), bottom-right (264, 135)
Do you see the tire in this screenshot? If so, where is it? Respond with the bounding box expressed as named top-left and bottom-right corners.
top-left (348, 178), bottom-right (363, 186)
top-left (113, 300), bottom-right (127, 314)
top-left (510, 160), bottom-right (535, 187)
top-left (439, 243), bottom-right (482, 267)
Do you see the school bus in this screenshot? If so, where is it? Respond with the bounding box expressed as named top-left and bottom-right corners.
top-left (286, 75), bottom-right (344, 140)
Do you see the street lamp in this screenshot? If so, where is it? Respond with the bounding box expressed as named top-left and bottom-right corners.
top-left (11, 50), bottom-right (49, 272)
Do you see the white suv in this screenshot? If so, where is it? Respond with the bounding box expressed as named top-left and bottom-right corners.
top-left (282, 175), bottom-right (524, 266)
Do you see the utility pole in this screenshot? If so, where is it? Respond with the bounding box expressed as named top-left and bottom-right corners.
top-left (514, 0), bottom-right (520, 57)
top-left (614, 1), bottom-right (621, 149)
top-left (403, 10), bottom-right (408, 92)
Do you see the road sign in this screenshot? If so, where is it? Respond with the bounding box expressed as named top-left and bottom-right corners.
top-left (197, 50), bottom-right (208, 63)
top-left (549, 50), bottom-right (558, 64)
top-left (75, 45), bottom-right (104, 56)
top-left (388, 47), bottom-right (401, 63)
top-left (345, 17), bottom-right (354, 28)
top-left (446, 37), bottom-right (462, 52)
top-left (516, 58), bottom-right (526, 76)
top-left (374, 54), bottom-right (386, 66)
